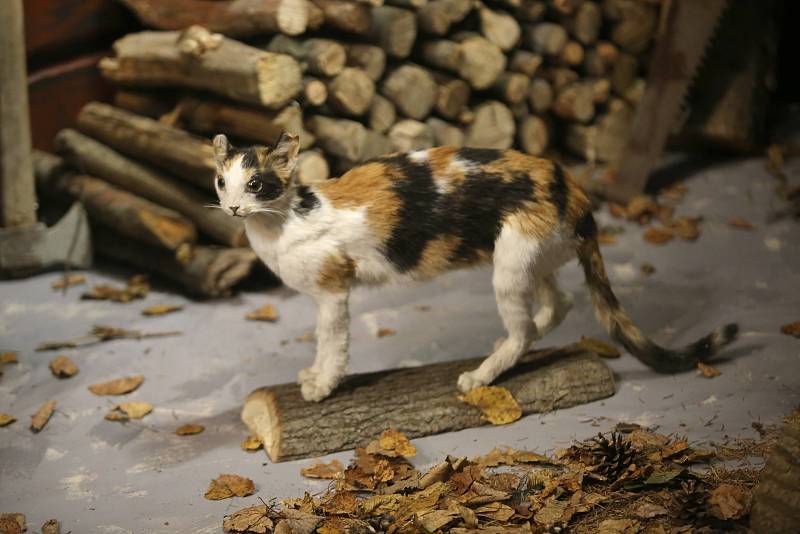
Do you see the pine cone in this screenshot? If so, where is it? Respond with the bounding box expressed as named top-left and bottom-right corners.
top-left (588, 432), bottom-right (636, 479)
top-left (673, 479), bottom-right (711, 523)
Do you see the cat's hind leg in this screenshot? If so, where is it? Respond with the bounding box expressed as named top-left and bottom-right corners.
top-left (532, 272), bottom-right (573, 338)
top-left (299, 290), bottom-right (350, 402)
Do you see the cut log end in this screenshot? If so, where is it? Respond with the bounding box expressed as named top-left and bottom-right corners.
top-left (256, 54), bottom-right (303, 109)
top-left (277, 0), bottom-right (311, 36)
top-left (242, 388), bottom-right (283, 461)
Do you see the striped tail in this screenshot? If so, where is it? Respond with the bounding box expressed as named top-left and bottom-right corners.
top-left (574, 211), bottom-right (738, 372)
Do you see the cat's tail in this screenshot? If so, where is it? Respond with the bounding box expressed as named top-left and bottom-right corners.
top-left (573, 211), bottom-right (738, 372)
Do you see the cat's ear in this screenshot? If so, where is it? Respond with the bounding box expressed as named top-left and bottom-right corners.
top-left (213, 134), bottom-right (230, 160)
top-left (271, 131), bottom-right (300, 175)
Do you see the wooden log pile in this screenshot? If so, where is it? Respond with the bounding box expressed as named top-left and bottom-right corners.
top-left (42, 0), bottom-right (660, 296)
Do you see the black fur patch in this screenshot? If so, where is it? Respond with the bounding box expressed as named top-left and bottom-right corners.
top-left (293, 185), bottom-right (319, 215)
top-left (549, 164), bottom-right (569, 220)
top-left (253, 171), bottom-right (284, 201)
top-left (574, 210), bottom-right (598, 240)
top-left (239, 148), bottom-right (260, 170)
top-left (456, 147), bottom-right (502, 165)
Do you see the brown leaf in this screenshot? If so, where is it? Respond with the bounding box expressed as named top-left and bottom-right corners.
top-left (81, 274), bottom-right (149, 303)
top-left (0, 513), bottom-right (26, 534)
top-left (671, 217), bottom-right (701, 241)
top-left (625, 196), bottom-right (659, 224)
top-left (41, 519), bottom-right (60, 534)
top-left (142, 304), bottom-right (183, 316)
top-left (697, 362), bottom-right (721, 378)
top-left (608, 203), bottom-right (627, 219)
top-left (580, 336), bottom-right (621, 358)
top-left (633, 502), bottom-right (667, 518)
top-left (30, 400), bottom-right (56, 432)
top-left (246, 304), bottom-right (279, 322)
top-left (279, 509), bottom-right (323, 534)
top-left (0, 413), bottom-right (16, 427)
top-left (88, 375), bottom-right (144, 395)
top-left (360, 494), bottom-right (403, 516)
top-left (643, 226), bottom-right (674, 245)
top-left (105, 401), bottom-right (153, 421)
top-left (0, 352), bottom-right (18, 364)
top-left (598, 518), bottom-right (641, 533)
top-left (377, 327), bottom-right (396, 338)
top-left (707, 483), bottom-right (751, 520)
top-left (176, 423), bottom-right (205, 436)
top-left (458, 386), bottom-right (522, 425)
top-left (640, 263), bottom-right (656, 276)
top-left (474, 446), bottom-right (551, 467)
top-left (52, 274), bottom-right (86, 290)
top-left (415, 509), bottom-right (458, 532)
top-left (49, 355), bottom-right (79, 378)
top-left (301, 459), bottom-right (344, 479)
top-left (241, 435), bottom-right (263, 451)
top-left (598, 232), bottom-right (617, 245)
top-left (366, 429), bottom-right (417, 457)
top-left (729, 217), bottom-right (755, 231)
top-left (533, 497), bottom-right (568, 526)
top-left (780, 321), bottom-right (800, 338)
top-left (322, 491), bottom-right (359, 515)
top-left (223, 505), bottom-right (273, 533)
top-left (205, 474), bottom-right (255, 500)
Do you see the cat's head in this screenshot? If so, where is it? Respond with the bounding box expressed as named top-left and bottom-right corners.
top-left (211, 132), bottom-right (300, 217)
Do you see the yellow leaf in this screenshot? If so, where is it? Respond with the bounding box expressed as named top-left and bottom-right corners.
top-left (88, 375), bottom-right (144, 395)
top-left (49, 355), bottom-right (79, 378)
top-left (366, 429), bottom-right (417, 457)
top-left (0, 352), bottom-right (18, 364)
top-left (105, 401), bottom-right (153, 421)
top-left (30, 400), bottom-right (56, 432)
top-left (0, 413), bottom-right (17, 427)
top-left (51, 274), bottom-right (86, 289)
top-left (697, 362), bottom-right (721, 378)
top-left (176, 423), bottom-right (205, 436)
top-left (781, 321), bottom-right (800, 338)
top-left (241, 435), bottom-right (263, 451)
top-left (223, 505), bottom-right (273, 533)
top-left (246, 304), bottom-right (279, 322)
top-left (458, 386), bottom-right (522, 425)
top-left (642, 226), bottom-right (674, 245)
top-left (377, 327), bottom-right (396, 338)
top-left (301, 459), bottom-right (344, 479)
top-left (205, 474), bottom-right (255, 500)
top-left (142, 304), bottom-right (183, 316)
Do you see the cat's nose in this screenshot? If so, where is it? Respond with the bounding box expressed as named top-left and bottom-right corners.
top-left (230, 206), bottom-right (239, 215)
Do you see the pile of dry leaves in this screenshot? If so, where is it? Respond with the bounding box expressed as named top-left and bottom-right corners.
top-left (222, 426), bottom-right (764, 534)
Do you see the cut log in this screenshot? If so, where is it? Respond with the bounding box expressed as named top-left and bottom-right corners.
top-left (114, 90), bottom-right (177, 119)
top-left (311, 0), bottom-right (373, 33)
top-left (516, 115), bottom-right (549, 155)
top-left (295, 150), bottom-right (330, 184)
top-left (547, 67), bottom-right (580, 91)
top-left (611, 52), bottom-right (638, 96)
top-left (571, 1), bottom-right (601, 44)
top-left (491, 72), bottom-right (530, 105)
top-left (610, 0), bottom-right (657, 54)
top-left (55, 129), bottom-right (247, 247)
top-left (565, 97), bottom-right (633, 163)
top-left (550, 0), bottom-right (583, 16)
top-left (99, 29), bottom-right (302, 109)
top-left (368, 94), bottom-right (397, 134)
top-left (381, 64), bottom-right (437, 120)
top-left (478, 5), bottom-right (521, 52)
top-left (308, 115), bottom-right (368, 162)
top-left (584, 40), bottom-right (619, 76)
top-left (241, 347), bottom-right (615, 461)
top-left (591, 77), bottom-right (612, 104)
top-left (388, 119), bottom-right (435, 152)
top-left (427, 117), bottom-right (465, 147)
top-left (553, 81), bottom-right (595, 123)
top-left (515, 0), bottom-right (547, 22)
top-left (386, 0), bottom-right (426, 7)
top-left (420, 40), bottom-right (463, 72)
top-left (529, 78), bottom-right (554, 113)
top-left (417, 0), bottom-right (473, 35)
top-left (465, 100), bottom-right (515, 149)
top-left (368, 6), bottom-right (417, 59)
top-left (94, 227), bottom-right (258, 298)
top-left (432, 73), bottom-right (470, 121)
top-left (302, 77), bottom-right (328, 107)
top-left (305, 0), bottom-right (326, 29)
top-left (345, 44), bottom-right (387, 81)
top-left (524, 22), bottom-right (568, 55)
top-left (558, 40), bottom-right (584, 66)
top-left (265, 35), bottom-right (346, 77)
top-left (40, 167), bottom-right (197, 251)
top-left (451, 33), bottom-right (507, 90)
top-left (77, 102), bottom-right (215, 190)
top-left (509, 50), bottom-right (543, 77)
top-left (118, 0), bottom-right (311, 37)
top-left (326, 67), bottom-right (375, 117)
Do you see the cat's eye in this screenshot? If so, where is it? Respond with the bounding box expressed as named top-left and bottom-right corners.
top-left (216, 176), bottom-right (225, 189)
top-left (247, 178), bottom-right (263, 193)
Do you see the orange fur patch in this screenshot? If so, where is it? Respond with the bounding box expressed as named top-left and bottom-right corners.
top-left (317, 251), bottom-right (356, 293)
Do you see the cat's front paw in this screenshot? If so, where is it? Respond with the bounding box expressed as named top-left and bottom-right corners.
top-left (301, 378), bottom-right (334, 402)
top-left (457, 370), bottom-right (488, 393)
top-left (298, 366), bottom-right (318, 384)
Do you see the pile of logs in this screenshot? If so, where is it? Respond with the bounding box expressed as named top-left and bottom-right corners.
top-left (43, 0), bottom-right (661, 296)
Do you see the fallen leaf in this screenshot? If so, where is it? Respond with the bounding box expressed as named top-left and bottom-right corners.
top-left (707, 483), bottom-right (751, 520)
top-left (322, 491), bottom-right (359, 515)
top-left (295, 331), bottom-right (315, 343)
top-left (634, 502), bottom-right (667, 518)
top-left (278, 510), bottom-right (322, 534)
top-left (415, 509), bottom-right (458, 531)
top-left (533, 497), bottom-right (568, 526)
top-left (176, 423), bottom-right (205, 436)
top-left (142, 304), bottom-right (183, 316)
top-left (625, 196), bottom-right (659, 224)
top-left (366, 429), bottom-right (417, 457)
top-left (414, 304), bottom-right (431, 311)
top-left (205, 474), bottom-right (255, 500)
top-left (88, 375), bottom-right (144, 395)
top-left (0, 413), bottom-right (16, 427)
top-left (608, 203), bottom-right (626, 218)
top-left (659, 183), bottom-right (688, 202)
top-left (579, 336), bottom-right (621, 358)
top-left (729, 217), bottom-right (755, 231)
top-left (640, 263), bottom-right (656, 276)
top-left (598, 232), bottom-right (617, 245)
top-left (598, 518), bottom-right (641, 534)
top-left (780, 321), bottom-right (800, 338)
top-left (31, 400), bottom-right (56, 432)
top-left (301, 459), bottom-right (344, 479)
top-left (642, 468), bottom-right (683, 486)
top-left (223, 505), bottom-right (273, 533)
top-left (0, 513), bottom-right (26, 534)
top-left (241, 435), bottom-right (263, 451)
top-left (41, 519), bottom-right (60, 534)
top-left (49, 355), bottom-right (79, 378)
top-left (697, 362), bottom-right (721, 378)
top-left (377, 327), bottom-right (396, 338)
top-left (0, 352), bottom-right (18, 364)
top-left (458, 386), bottom-right (522, 425)
top-left (105, 401), bottom-right (153, 421)
top-left (81, 274), bottom-right (149, 303)
top-left (643, 227), bottom-right (674, 245)
top-left (52, 273), bottom-right (86, 289)
top-left (672, 217), bottom-right (701, 241)
top-left (246, 304), bottom-right (279, 322)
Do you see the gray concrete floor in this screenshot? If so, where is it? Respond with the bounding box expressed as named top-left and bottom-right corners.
top-left (1, 152), bottom-right (799, 533)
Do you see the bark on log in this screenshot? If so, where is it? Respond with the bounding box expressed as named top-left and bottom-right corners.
top-left (478, 5), bottom-right (521, 52)
top-left (40, 167), bottom-right (197, 251)
top-left (381, 64), bottom-right (437, 120)
top-left (76, 102), bottom-right (215, 190)
top-left (491, 72), bottom-right (530, 105)
top-left (465, 100), bottom-right (515, 149)
top-left (302, 77), bottom-right (328, 107)
top-left (326, 67), bottom-right (376, 117)
top-left (295, 150), bottom-right (330, 184)
top-left (99, 29), bottom-right (302, 109)
top-left (94, 227), bottom-right (258, 298)
top-left (388, 119), bottom-right (435, 152)
top-left (368, 6), bottom-right (418, 59)
top-left (516, 115), bottom-right (549, 156)
top-left (509, 50), bottom-right (543, 77)
top-left (553, 81), bottom-right (595, 123)
top-left (311, 0), bottom-right (373, 33)
top-left (427, 117), bottom-right (465, 147)
top-left (524, 22), bottom-right (568, 55)
top-left (55, 129), bottom-right (247, 247)
top-left (528, 78), bottom-right (554, 113)
top-left (369, 94), bottom-right (397, 134)
top-left (118, 0), bottom-right (310, 37)
top-left (433, 73), bottom-right (470, 121)
top-left (386, 0), bottom-right (427, 7)
top-left (308, 115), bottom-right (368, 162)
top-left (114, 90), bottom-right (177, 119)
top-left (241, 347), bottom-right (615, 461)
top-left (417, 0), bottom-right (473, 35)
top-left (345, 44), bottom-right (387, 81)
top-left (265, 35), bottom-right (346, 77)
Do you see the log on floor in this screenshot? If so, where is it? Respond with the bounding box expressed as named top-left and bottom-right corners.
top-left (242, 346), bottom-right (615, 462)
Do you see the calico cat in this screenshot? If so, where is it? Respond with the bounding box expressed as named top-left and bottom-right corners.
top-left (212, 131), bottom-right (738, 402)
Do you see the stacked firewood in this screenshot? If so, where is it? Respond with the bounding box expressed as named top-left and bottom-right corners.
top-left (44, 0), bottom-right (660, 297)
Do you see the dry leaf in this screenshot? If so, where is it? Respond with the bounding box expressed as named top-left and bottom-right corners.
top-left (0, 352), bottom-right (18, 364)
top-left (366, 429), bottom-right (417, 457)
top-left (598, 518), bottom-right (641, 534)
top-left (729, 217), bottom-right (755, 231)
top-left (625, 196), bottom-right (659, 223)
top-left (223, 505), bottom-right (273, 533)
top-left (697, 362), bottom-right (721, 378)
top-left (707, 483), bottom-right (751, 520)
top-left (52, 274), bottom-right (86, 290)
top-left (176, 423), bottom-right (205, 436)
top-left (246, 304), bottom-right (279, 322)
top-left (41, 519), bottom-right (60, 534)
top-left (88, 375), bottom-right (144, 395)
top-left (780, 321), bottom-right (800, 338)
top-left (672, 217), bottom-right (701, 241)
top-left (49, 355), bottom-right (79, 378)
top-left (322, 491), bottom-right (359, 515)
top-left (640, 263), bottom-right (656, 276)
top-left (301, 459), bottom-right (344, 479)
top-left (579, 336), bottom-right (621, 358)
top-left (377, 327), bottom-right (396, 338)
top-left (415, 509), bottom-right (458, 531)
top-left (634, 502), bottom-right (667, 518)
top-left (643, 226), bottom-right (674, 245)
top-left (0, 413), bottom-right (16, 427)
top-left (458, 386), bottom-right (522, 425)
top-left (81, 274), bottom-right (149, 303)
top-left (205, 474), bottom-right (255, 500)
top-left (31, 400), bottom-right (56, 432)
top-left (279, 509), bottom-right (323, 534)
top-left (241, 435), bottom-right (263, 451)
top-left (142, 304), bottom-right (183, 316)
top-left (534, 497), bottom-right (568, 526)
top-left (0, 513), bottom-right (26, 534)
top-left (105, 401), bottom-right (153, 421)
top-left (295, 331), bottom-right (315, 343)
top-left (414, 304), bottom-right (431, 311)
